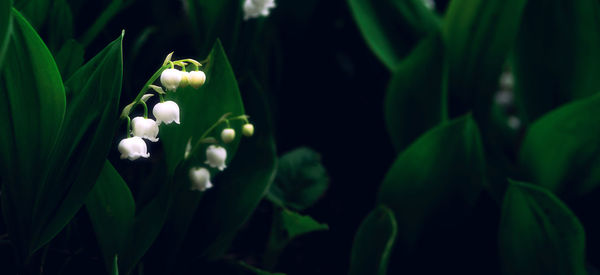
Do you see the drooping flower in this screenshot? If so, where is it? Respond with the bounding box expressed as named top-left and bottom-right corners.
top-left (118, 136), bottom-right (150, 160)
top-left (189, 70), bottom-right (206, 89)
top-left (423, 0), bottom-right (435, 10)
top-left (153, 101), bottom-right (180, 125)
top-left (242, 123), bottom-right (254, 137)
top-left (131, 117), bottom-right (159, 142)
top-left (160, 68), bottom-right (182, 91)
top-left (221, 128), bottom-right (236, 143)
top-left (243, 0), bottom-right (276, 20)
top-left (189, 167), bottom-right (213, 191)
top-left (179, 71), bottom-right (190, 88)
top-left (205, 145), bottom-right (227, 171)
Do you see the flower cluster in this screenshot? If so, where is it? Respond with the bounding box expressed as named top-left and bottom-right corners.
top-left (118, 54), bottom-right (206, 161)
top-left (243, 0), bottom-right (276, 20)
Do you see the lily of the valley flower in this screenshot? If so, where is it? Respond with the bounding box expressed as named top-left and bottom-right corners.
top-left (160, 68), bottom-right (182, 91)
top-left (221, 128), bottom-right (236, 143)
top-left (118, 136), bottom-right (150, 160)
top-left (242, 123), bottom-right (254, 137)
top-left (243, 0), bottom-right (276, 20)
top-left (179, 71), bottom-right (190, 88)
top-left (189, 167), bottom-right (213, 191)
top-left (205, 145), bottom-right (227, 171)
top-left (153, 101), bottom-right (180, 125)
top-left (132, 117), bottom-right (159, 142)
top-left (189, 70), bottom-right (206, 89)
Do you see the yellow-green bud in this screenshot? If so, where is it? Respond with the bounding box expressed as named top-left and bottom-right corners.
top-left (221, 128), bottom-right (236, 143)
top-left (189, 70), bottom-right (206, 89)
top-left (179, 71), bottom-right (190, 88)
top-left (242, 123), bottom-right (254, 137)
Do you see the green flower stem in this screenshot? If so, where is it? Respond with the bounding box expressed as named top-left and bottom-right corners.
top-left (159, 94), bottom-right (165, 103)
top-left (189, 113), bottom-right (232, 155)
top-left (141, 100), bottom-right (148, 118)
top-left (126, 116), bottom-right (131, 137)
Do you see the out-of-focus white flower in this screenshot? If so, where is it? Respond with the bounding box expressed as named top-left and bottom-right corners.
top-left (132, 117), bottom-right (159, 142)
top-left (243, 0), bottom-right (276, 20)
top-left (242, 123), bottom-right (254, 137)
top-left (153, 101), bottom-right (180, 125)
top-left (179, 71), bottom-right (190, 88)
top-left (500, 72), bottom-right (514, 89)
top-left (494, 90), bottom-right (514, 107)
top-left (160, 68), bottom-right (182, 91)
top-left (507, 116), bottom-right (521, 130)
top-left (221, 128), bottom-right (236, 143)
top-left (423, 0), bottom-right (435, 10)
top-left (189, 70), bottom-right (206, 89)
top-left (118, 136), bottom-right (150, 160)
top-left (205, 145), bottom-right (227, 171)
top-left (189, 167), bottom-right (213, 191)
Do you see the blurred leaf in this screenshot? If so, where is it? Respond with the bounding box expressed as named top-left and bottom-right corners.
top-left (46, 0), bottom-right (73, 51)
top-left (443, 0), bottom-right (527, 117)
top-left (0, 8), bottom-right (65, 259)
top-left (385, 32), bottom-right (444, 152)
top-left (236, 261), bottom-right (286, 275)
top-left (264, 207), bottom-right (328, 269)
top-left (378, 114), bottom-right (486, 249)
top-left (185, 0), bottom-right (241, 56)
top-left (17, 0), bottom-right (50, 29)
top-left (0, 0), bottom-right (11, 66)
top-left (86, 161), bottom-right (135, 274)
top-left (54, 39), bottom-right (85, 81)
top-left (347, 0), bottom-right (440, 69)
top-left (519, 93), bottom-right (600, 197)
top-left (31, 31), bottom-right (123, 252)
top-left (348, 205), bottom-right (397, 275)
top-left (512, 0), bottom-right (600, 122)
top-left (499, 180), bottom-right (587, 275)
top-left (267, 147), bottom-right (329, 211)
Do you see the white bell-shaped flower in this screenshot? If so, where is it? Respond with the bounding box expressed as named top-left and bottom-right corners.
top-left (153, 101), bottom-right (180, 125)
top-left (242, 123), bottom-right (254, 137)
top-left (131, 117), bottom-right (159, 142)
top-left (189, 70), bottom-right (206, 89)
top-left (189, 167), bottom-right (213, 191)
top-left (118, 136), bottom-right (150, 161)
top-left (179, 71), bottom-right (190, 88)
top-left (243, 0), bottom-right (276, 20)
top-left (205, 145), bottom-right (227, 171)
top-left (221, 128), bottom-right (236, 143)
top-left (160, 68), bottom-right (182, 91)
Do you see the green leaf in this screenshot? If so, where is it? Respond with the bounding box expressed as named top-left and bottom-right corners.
top-left (384, 33), bottom-right (444, 152)
top-left (184, 0), bottom-right (241, 56)
top-left (53, 39), bottom-right (84, 81)
top-left (0, 8), bottom-right (65, 259)
top-left (86, 161), bottom-right (135, 274)
top-left (0, 0), bottom-right (11, 66)
top-left (519, 93), bottom-right (600, 197)
top-left (347, 0), bottom-right (439, 70)
top-left (443, 0), bottom-right (527, 117)
top-left (46, 0), bottom-right (73, 51)
top-left (499, 180), bottom-right (587, 275)
top-left (267, 147), bottom-right (329, 211)
top-left (512, 0), bottom-right (600, 122)
top-left (378, 114), bottom-right (486, 249)
top-left (31, 31), bottom-right (123, 252)
top-left (348, 205), bottom-right (397, 275)
top-left (17, 0), bottom-right (51, 29)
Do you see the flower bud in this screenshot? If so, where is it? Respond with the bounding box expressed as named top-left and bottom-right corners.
top-left (221, 128), bottom-right (236, 143)
top-left (205, 145), bottom-right (227, 171)
top-left (189, 167), bottom-right (213, 191)
top-left (132, 117), bottom-right (159, 142)
top-left (189, 70), bottom-right (206, 89)
top-left (153, 101), bottom-right (180, 125)
top-left (118, 136), bottom-right (150, 161)
top-left (179, 71), bottom-right (190, 88)
top-left (160, 68), bottom-right (182, 91)
top-left (242, 123), bottom-right (254, 137)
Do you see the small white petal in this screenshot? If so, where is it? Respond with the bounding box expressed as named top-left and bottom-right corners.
top-left (132, 117), bottom-right (159, 142)
top-left (221, 128), bottom-right (236, 143)
top-left (205, 145), bottom-right (227, 171)
top-left (118, 136), bottom-right (150, 161)
top-left (189, 167), bottom-right (213, 191)
top-left (153, 101), bottom-right (180, 125)
top-left (160, 68), bottom-right (183, 91)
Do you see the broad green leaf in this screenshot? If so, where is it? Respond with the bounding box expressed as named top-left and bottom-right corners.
top-left (443, 0), bottom-right (527, 117)
top-left (384, 33), bottom-right (444, 152)
top-left (347, 0), bottom-right (439, 69)
top-left (86, 161), bottom-right (135, 274)
top-left (0, 8), bottom-right (65, 259)
top-left (348, 206), bottom-right (397, 275)
top-left (17, 0), bottom-right (50, 29)
top-left (378, 114), bottom-right (486, 248)
top-left (512, 0), bottom-right (600, 122)
top-left (31, 31), bottom-right (123, 252)
top-left (267, 147), bottom-right (329, 211)
top-left (54, 39), bottom-right (84, 81)
top-left (264, 207), bottom-right (328, 268)
top-left (0, 0), bottom-right (11, 66)
top-left (46, 0), bottom-right (73, 51)
top-left (499, 180), bottom-right (587, 275)
top-left (519, 93), bottom-right (600, 197)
